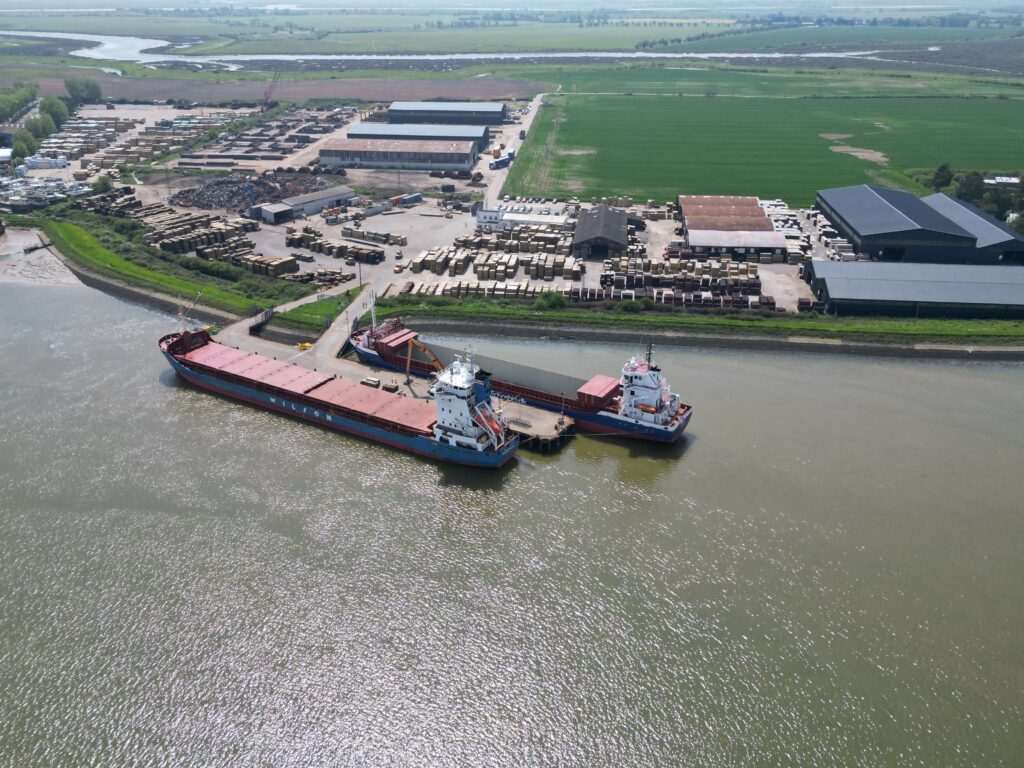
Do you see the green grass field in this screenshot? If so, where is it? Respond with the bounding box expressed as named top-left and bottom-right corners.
top-left (496, 63), bottom-right (1024, 98)
top-left (505, 94), bottom-right (1024, 205)
top-left (274, 286), bottom-right (362, 332)
top-left (183, 22), bottom-right (736, 55)
top-left (370, 295), bottom-right (1024, 344)
top-left (0, 13), bottom-right (735, 54)
top-left (20, 219), bottom-right (261, 315)
top-left (671, 24), bottom-right (1016, 52)
top-left (12, 217), bottom-right (317, 316)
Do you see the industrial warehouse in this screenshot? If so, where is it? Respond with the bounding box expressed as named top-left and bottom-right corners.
top-left (319, 139), bottom-right (477, 172)
top-left (386, 101), bottom-right (508, 125)
top-left (572, 205), bottom-right (628, 260)
top-left (815, 185), bottom-right (1024, 265)
top-left (313, 99), bottom-right (502, 172)
top-left (676, 195), bottom-right (790, 260)
top-left (345, 123), bottom-right (490, 153)
top-left (251, 184), bottom-right (356, 225)
top-left (8, 96), bottom-right (1024, 332)
top-left (804, 261), bottom-right (1024, 318)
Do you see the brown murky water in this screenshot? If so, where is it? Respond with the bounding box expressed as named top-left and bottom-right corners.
top-left (2, 282), bottom-right (1023, 766)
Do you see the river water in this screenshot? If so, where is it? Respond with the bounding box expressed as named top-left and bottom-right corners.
top-left (1, 281), bottom-right (1023, 766)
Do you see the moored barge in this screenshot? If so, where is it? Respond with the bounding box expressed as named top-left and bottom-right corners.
top-left (349, 319), bottom-right (693, 443)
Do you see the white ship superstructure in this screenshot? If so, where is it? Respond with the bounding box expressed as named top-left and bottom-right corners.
top-left (617, 344), bottom-right (682, 428)
top-left (431, 354), bottom-right (513, 452)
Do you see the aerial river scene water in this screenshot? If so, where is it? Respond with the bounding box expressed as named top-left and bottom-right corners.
top-left (2, 268), bottom-right (1022, 765)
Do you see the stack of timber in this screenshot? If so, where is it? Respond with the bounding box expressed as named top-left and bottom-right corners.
top-left (285, 226), bottom-right (384, 263)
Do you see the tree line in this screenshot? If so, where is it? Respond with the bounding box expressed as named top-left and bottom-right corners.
top-left (0, 83), bottom-right (38, 124)
top-left (929, 163), bottom-right (1024, 234)
top-left (5, 78), bottom-right (102, 166)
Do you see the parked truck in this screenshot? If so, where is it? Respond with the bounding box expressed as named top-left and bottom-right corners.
top-left (489, 156), bottom-right (511, 170)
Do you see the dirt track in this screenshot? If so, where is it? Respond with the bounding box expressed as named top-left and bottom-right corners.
top-left (2, 74), bottom-right (542, 103)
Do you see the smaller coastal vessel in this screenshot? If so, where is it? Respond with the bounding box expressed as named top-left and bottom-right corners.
top-left (159, 329), bottom-right (518, 468)
top-left (349, 319), bottom-right (693, 442)
top-left (611, 344), bottom-right (692, 441)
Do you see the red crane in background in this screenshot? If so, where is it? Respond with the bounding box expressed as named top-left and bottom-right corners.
top-left (261, 71), bottom-right (281, 112)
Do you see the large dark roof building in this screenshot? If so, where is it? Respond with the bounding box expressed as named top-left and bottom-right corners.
top-left (804, 260), bottom-right (1024, 318)
top-left (347, 123), bottom-right (489, 152)
top-left (816, 185), bottom-right (1024, 265)
top-left (388, 101), bottom-right (507, 125)
top-left (572, 205), bottom-right (628, 259)
top-left (320, 139), bottom-right (476, 172)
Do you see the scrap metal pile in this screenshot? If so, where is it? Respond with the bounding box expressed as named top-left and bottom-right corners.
top-left (169, 172), bottom-right (332, 212)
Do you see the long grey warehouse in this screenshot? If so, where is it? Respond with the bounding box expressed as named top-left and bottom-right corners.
top-left (320, 139), bottom-right (477, 172)
top-left (816, 184), bottom-right (1024, 265)
top-left (804, 260), bottom-right (1024, 318)
top-left (347, 123), bottom-right (490, 153)
top-left (387, 101), bottom-right (507, 125)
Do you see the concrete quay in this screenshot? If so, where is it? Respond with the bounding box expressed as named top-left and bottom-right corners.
top-left (208, 295), bottom-right (574, 451)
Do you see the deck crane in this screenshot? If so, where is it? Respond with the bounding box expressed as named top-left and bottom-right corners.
top-left (261, 71), bottom-right (281, 113)
top-left (405, 337), bottom-right (443, 384)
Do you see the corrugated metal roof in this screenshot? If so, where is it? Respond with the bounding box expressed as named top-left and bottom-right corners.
top-left (687, 230), bottom-right (788, 249)
top-left (817, 185), bottom-right (974, 240)
top-left (322, 138), bottom-right (476, 154)
top-left (389, 101), bottom-right (505, 113)
top-left (282, 184), bottom-right (355, 207)
top-left (348, 124), bottom-right (488, 141)
top-left (500, 212), bottom-right (570, 226)
top-left (573, 205), bottom-right (628, 248)
top-left (922, 194), bottom-right (1024, 250)
top-left (826, 277), bottom-right (1024, 305)
top-left (260, 202), bottom-right (293, 214)
top-left (684, 215), bottom-right (774, 232)
top-left (678, 195), bottom-right (763, 210)
top-left (811, 261), bottom-right (1024, 305)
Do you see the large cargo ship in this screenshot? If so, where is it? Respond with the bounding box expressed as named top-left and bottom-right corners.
top-left (349, 319), bottom-right (693, 443)
top-left (159, 329), bottom-right (518, 468)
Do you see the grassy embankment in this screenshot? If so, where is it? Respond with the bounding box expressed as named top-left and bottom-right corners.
top-left (10, 215), bottom-right (314, 316)
top-left (369, 295), bottom-right (1024, 345)
top-left (504, 93), bottom-right (1024, 205)
top-left (273, 286), bottom-right (363, 332)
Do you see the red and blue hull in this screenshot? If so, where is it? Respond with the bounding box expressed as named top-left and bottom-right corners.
top-left (351, 342), bottom-right (690, 443)
top-left (162, 351), bottom-right (517, 468)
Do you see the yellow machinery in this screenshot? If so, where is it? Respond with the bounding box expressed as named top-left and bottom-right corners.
top-left (405, 337), bottom-right (443, 381)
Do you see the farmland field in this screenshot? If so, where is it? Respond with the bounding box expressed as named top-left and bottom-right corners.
top-left (494, 63), bottom-right (1024, 98)
top-left (504, 94), bottom-right (1024, 205)
top-left (670, 24), bottom-right (1017, 52)
top-left (0, 13), bottom-right (736, 54)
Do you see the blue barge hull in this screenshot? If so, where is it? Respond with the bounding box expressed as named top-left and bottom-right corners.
top-left (162, 351), bottom-right (517, 468)
top-left (350, 344), bottom-right (688, 443)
